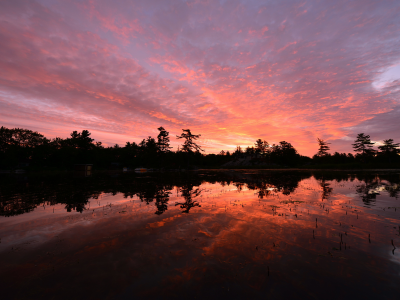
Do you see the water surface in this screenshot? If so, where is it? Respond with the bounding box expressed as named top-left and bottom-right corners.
top-left (1, 170), bottom-right (399, 299)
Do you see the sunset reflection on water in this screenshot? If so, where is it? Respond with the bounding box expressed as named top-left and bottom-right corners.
top-left (0, 171), bottom-right (399, 299)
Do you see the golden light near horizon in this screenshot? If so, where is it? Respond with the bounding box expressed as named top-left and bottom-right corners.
top-left (1, 0), bottom-right (400, 156)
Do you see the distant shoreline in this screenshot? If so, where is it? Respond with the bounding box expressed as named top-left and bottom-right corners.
top-left (2, 168), bottom-right (400, 176)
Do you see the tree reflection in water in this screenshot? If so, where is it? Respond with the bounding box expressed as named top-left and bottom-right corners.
top-left (354, 174), bottom-right (400, 205)
top-left (1, 171), bottom-right (400, 216)
top-left (155, 188), bottom-right (172, 215)
top-left (175, 183), bottom-right (202, 213)
top-left (319, 179), bottom-right (333, 202)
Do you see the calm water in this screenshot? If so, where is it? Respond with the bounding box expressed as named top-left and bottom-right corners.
top-left (1, 170), bottom-right (400, 299)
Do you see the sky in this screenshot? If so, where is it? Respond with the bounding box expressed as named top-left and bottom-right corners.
top-left (0, 0), bottom-right (400, 156)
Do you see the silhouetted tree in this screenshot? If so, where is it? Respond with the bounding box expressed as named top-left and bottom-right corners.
top-left (255, 139), bottom-right (269, 155)
top-left (145, 136), bottom-right (157, 152)
top-left (352, 133), bottom-right (375, 156)
top-left (317, 138), bottom-right (330, 156)
top-left (0, 126), bottom-right (49, 152)
top-left (233, 146), bottom-right (243, 157)
top-left (139, 139), bottom-right (146, 149)
top-left (378, 139), bottom-right (399, 154)
top-left (67, 130), bottom-right (95, 150)
top-left (245, 146), bottom-right (255, 155)
top-left (176, 129), bottom-right (203, 153)
top-left (51, 137), bottom-right (65, 150)
top-left (0, 127), bottom-right (50, 167)
top-left (271, 141), bottom-right (299, 165)
top-left (122, 141), bottom-right (138, 164)
top-left (125, 141), bottom-right (136, 148)
top-left (156, 127), bottom-right (172, 153)
top-left (378, 139), bottom-right (400, 163)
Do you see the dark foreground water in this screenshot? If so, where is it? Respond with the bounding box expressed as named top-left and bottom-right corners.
top-left (0, 170), bottom-right (400, 300)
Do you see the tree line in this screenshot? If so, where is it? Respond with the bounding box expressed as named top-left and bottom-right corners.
top-left (219, 133), bottom-right (399, 167)
top-left (0, 126), bottom-right (209, 170)
top-left (314, 133), bottom-right (400, 165)
top-left (0, 126), bottom-right (399, 170)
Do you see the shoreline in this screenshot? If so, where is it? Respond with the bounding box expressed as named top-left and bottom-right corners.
top-left (1, 168), bottom-right (400, 176)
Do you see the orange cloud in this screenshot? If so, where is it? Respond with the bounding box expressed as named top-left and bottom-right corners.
top-left (1, 0), bottom-right (399, 156)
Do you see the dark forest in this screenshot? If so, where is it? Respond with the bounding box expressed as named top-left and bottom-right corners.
top-left (0, 126), bottom-right (399, 170)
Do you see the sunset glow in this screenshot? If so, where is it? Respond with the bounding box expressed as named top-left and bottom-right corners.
top-left (1, 0), bottom-right (400, 156)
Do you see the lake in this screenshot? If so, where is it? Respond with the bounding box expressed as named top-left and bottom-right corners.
top-left (0, 170), bottom-right (399, 299)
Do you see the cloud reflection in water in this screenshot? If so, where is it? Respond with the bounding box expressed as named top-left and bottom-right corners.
top-left (0, 170), bottom-right (399, 299)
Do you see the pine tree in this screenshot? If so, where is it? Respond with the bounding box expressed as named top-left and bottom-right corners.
top-left (317, 138), bottom-right (330, 156)
top-left (176, 129), bottom-right (203, 153)
top-left (156, 127), bottom-right (172, 153)
top-left (352, 133), bottom-right (375, 156)
top-left (378, 139), bottom-right (400, 163)
top-left (378, 139), bottom-right (400, 155)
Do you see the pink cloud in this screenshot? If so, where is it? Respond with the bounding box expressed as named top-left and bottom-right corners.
top-left (0, 0), bottom-right (400, 155)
